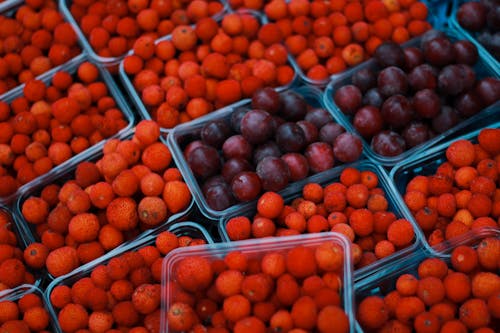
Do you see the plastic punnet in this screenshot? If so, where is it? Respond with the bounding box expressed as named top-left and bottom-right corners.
top-left (167, 85), bottom-right (357, 219)
top-left (13, 129), bottom-right (194, 281)
top-left (44, 221), bottom-right (213, 333)
top-left (118, 9), bottom-right (297, 127)
top-left (0, 53), bottom-right (135, 205)
top-left (323, 28), bottom-right (500, 167)
top-left (59, 0), bottom-right (228, 68)
top-left (390, 120), bottom-right (500, 257)
top-left (219, 159), bottom-right (426, 282)
top-left (450, 0), bottom-right (500, 73)
top-left (354, 227), bottom-right (499, 332)
top-left (0, 284), bottom-right (58, 332)
top-left (161, 231), bottom-right (355, 333)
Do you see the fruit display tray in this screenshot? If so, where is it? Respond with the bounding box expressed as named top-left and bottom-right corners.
top-left (12, 129), bottom-right (194, 281)
top-left (390, 116), bottom-right (500, 256)
top-left (449, 0), bottom-right (500, 73)
top-left (44, 221), bottom-right (214, 333)
top-left (161, 231), bottom-right (355, 333)
top-left (0, 54), bottom-right (135, 205)
top-left (118, 9), bottom-right (298, 126)
top-left (353, 227), bottom-right (500, 332)
top-left (323, 28), bottom-right (500, 167)
top-left (0, 284), bottom-right (58, 332)
top-left (59, 0), bottom-right (229, 68)
top-left (167, 85), bottom-right (354, 219)
top-left (218, 159), bottom-right (425, 282)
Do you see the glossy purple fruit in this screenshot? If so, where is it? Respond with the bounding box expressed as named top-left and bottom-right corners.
top-left (297, 120), bottom-right (319, 144)
top-left (305, 108), bottom-right (333, 128)
top-left (362, 88), bottom-right (385, 108)
top-left (256, 156), bottom-right (290, 192)
top-left (431, 106), bottom-right (461, 133)
top-left (374, 41), bottom-right (406, 68)
top-left (404, 47), bottom-right (424, 70)
top-left (230, 107), bottom-right (249, 133)
top-left (280, 90), bottom-right (308, 121)
top-left (304, 142), bottom-right (334, 173)
top-left (275, 122), bottom-right (306, 153)
top-left (413, 89), bottom-right (441, 119)
top-left (187, 145), bottom-right (221, 179)
top-left (453, 40), bottom-right (478, 65)
top-left (319, 122), bottom-right (345, 143)
top-left (222, 135), bottom-right (253, 161)
top-left (183, 140), bottom-right (205, 160)
top-left (251, 87), bottom-right (282, 114)
top-left (281, 153), bottom-right (309, 181)
top-left (203, 176), bottom-right (235, 210)
top-left (231, 171), bottom-right (262, 202)
top-left (221, 158), bottom-right (252, 183)
top-left (475, 77), bottom-right (500, 107)
top-left (423, 37), bottom-right (456, 67)
top-left (408, 64), bottom-right (438, 91)
top-left (438, 64), bottom-right (476, 96)
top-left (454, 91), bottom-right (484, 117)
top-left (377, 66), bottom-right (408, 97)
top-left (353, 105), bottom-right (384, 139)
top-left (371, 130), bottom-right (406, 157)
top-left (240, 109), bottom-right (274, 144)
top-left (253, 141), bottom-right (281, 165)
top-left (380, 95), bottom-right (413, 129)
top-left (351, 68), bottom-right (377, 92)
top-left (402, 122), bottom-right (430, 148)
top-left (333, 132), bottom-right (363, 163)
top-left (333, 85), bottom-right (362, 115)
top-left (201, 120), bottom-right (232, 148)
top-left (457, 2), bottom-right (487, 31)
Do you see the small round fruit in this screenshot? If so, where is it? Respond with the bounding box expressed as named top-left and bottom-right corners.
top-left (240, 110), bottom-right (274, 144)
top-left (231, 171), bottom-right (262, 202)
top-left (333, 133), bottom-right (363, 163)
top-left (256, 156), bottom-right (290, 192)
top-left (371, 130), bottom-right (406, 157)
top-left (353, 106), bottom-right (384, 139)
top-left (333, 85), bottom-right (362, 115)
top-left (251, 87), bottom-right (282, 114)
top-left (187, 145), bottom-right (221, 179)
top-left (275, 122), bottom-right (306, 153)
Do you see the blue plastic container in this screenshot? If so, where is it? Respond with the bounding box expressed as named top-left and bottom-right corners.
top-left (167, 85), bottom-right (359, 219)
top-left (118, 9), bottom-right (298, 127)
top-left (161, 231), bottom-right (355, 333)
top-left (324, 28), bottom-right (500, 167)
top-left (449, 0), bottom-right (500, 73)
top-left (354, 227), bottom-right (499, 332)
top-left (44, 221), bottom-right (213, 333)
top-left (219, 159), bottom-right (425, 282)
top-left (390, 117), bottom-right (500, 256)
top-left (13, 129), bottom-right (195, 281)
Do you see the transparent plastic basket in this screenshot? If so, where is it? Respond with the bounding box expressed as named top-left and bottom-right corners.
top-left (0, 205), bottom-right (43, 287)
top-left (218, 159), bottom-right (426, 282)
top-left (161, 231), bottom-right (355, 333)
top-left (59, 0), bottom-right (229, 68)
top-left (263, 0), bottom-right (445, 88)
top-left (167, 85), bottom-right (358, 219)
top-left (118, 9), bottom-right (298, 127)
top-left (44, 221), bottom-right (214, 333)
top-left (0, 284), bottom-right (58, 332)
top-left (0, 53), bottom-right (135, 205)
top-left (13, 129), bottom-right (194, 281)
top-left (449, 0), bottom-right (500, 74)
top-left (323, 28), bottom-right (500, 167)
top-left (353, 226), bottom-right (500, 332)
top-left (0, 0), bottom-right (83, 103)
top-left (390, 119), bottom-right (500, 256)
